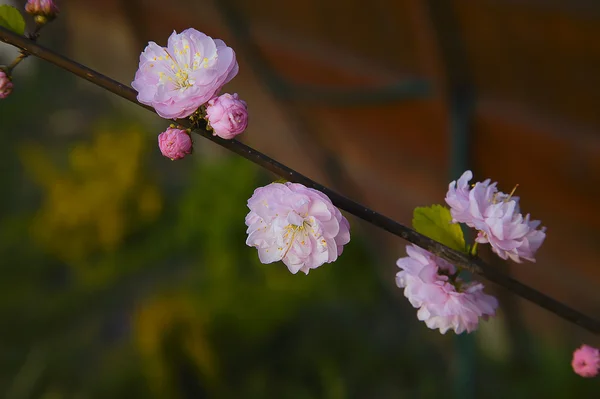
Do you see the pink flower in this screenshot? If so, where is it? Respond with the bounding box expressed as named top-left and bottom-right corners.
top-left (572, 345), bottom-right (600, 378)
top-left (475, 203), bottom-right (546, 262)
top-left (25, 0), bottom-right (59, 20)
top-left (446, 171), bottom-right (498, 226)
top-left (0, 71), bottom-right (13, 99)
top-left (445, 170), bottom-right (475, 223)
top-left (445, 170), bottom-right (546, 263)
top-left (158, 128), bottom-right (192, 160)
top-left (396, 245), bottom-right (498, 334)
top-left (132, 28), bottom-right (239, 119)
top-left (206, 93), bottom-right (248, 139)
top-left (245, 182), bottom-right (351, 275)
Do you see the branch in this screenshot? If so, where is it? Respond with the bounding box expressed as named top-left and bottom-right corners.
top-left (1, 26), bottom-right (598, 335)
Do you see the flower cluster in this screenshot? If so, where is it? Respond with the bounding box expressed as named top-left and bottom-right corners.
top-left (0, 70), bottom-right (13, 99)
top-left (245, 182), bottom-right (350, 275)
top-left (133, 28), bottom-right (249, 160)
top-left (572, 344), bottom-right (600, 378)
top-left (396, 245), bottom-right (498, 334)
top-left (445, 170), bottom-right (546, 262)
top-left (158, 127), bottom-right (192, 160)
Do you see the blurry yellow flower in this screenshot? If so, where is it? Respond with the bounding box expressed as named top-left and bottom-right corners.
top-left (20, 125), bottom-right (163, 274)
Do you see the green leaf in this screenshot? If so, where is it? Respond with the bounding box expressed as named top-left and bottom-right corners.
top-left (412, 205), bottom-right (466, 253)
top-left (0, 5), bottom-right (26, 36)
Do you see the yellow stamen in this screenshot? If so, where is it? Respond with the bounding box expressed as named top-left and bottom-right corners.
top-left (505, 184), bottom-right (519, 202)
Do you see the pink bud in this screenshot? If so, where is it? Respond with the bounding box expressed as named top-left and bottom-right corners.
top-left (158, 128), bottom-right (192, 160)
top-left (25, 0), bottom-right (59, 21)
top-left (0, 70), bottom-right (13, 99)
top-left (205, 93), bottom-right (248, 140)
top-left (572, 344), bottom-right (600, 378)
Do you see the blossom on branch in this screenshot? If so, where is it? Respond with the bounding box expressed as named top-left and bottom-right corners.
top-left (572, 344), bottom-right (600, 377)
top-left (245, 182), bottom-right (350, 275)
top-left (132, 28), bottom-right (238, 119)
top-left (445, 170), bottom-right (546, 262)
top-left (206, 93), bottom-right (248, 139)
top-left (445, 170), bottom-right (496, 226)
top-left (396, 245), bottom-right (498, 334)
top-left (474, 201), bottom-right (546, 262)
top-left (158, 127), bottom-right (192, 160)
top-left (0, 70), bottom-right (13, 99)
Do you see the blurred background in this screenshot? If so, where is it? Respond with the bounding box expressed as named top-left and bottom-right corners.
top-left (1, 0), bottom-right (599, 397)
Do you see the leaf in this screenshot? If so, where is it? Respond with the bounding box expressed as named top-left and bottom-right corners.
top-left (0, 5), bottom-right (26, 35)
top-left (412, 205), bottom-right (467, 253)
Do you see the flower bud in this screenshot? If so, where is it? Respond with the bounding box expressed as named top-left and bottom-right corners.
top-left (25, 0), bottom-right (59, 22)
top-left (572, 345), bottom-right (600, 378)
top-left (205, 93), bottom-right (248, 140)
top-left (158, 128), bottom-right (192, 160)
top-left (0, 70), bottom-right (13, 99)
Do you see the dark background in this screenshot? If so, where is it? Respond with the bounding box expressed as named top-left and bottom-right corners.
top-left (0, 0), bottom-right (599, 397)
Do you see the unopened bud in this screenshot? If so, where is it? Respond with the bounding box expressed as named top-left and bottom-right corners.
top-left (205, 93), bottom-right (249, 140)
top-left (25, 0), bottom-right (59, 22)
top-left (0, 70), bottom-right (13, 99)
top-left (158, 128), bottom-right (193, 160)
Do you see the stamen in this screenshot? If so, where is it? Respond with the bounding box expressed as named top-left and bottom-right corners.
top-left (505, 184), bottom-right (519, 202)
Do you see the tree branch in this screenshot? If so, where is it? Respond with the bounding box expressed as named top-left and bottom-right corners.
top-left (1, 26), bottom-right (598, 335)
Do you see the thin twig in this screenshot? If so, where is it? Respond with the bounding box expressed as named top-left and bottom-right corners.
top-left (6, 25), bottom-right (44, 72)
top-left (0, 26), bottom-right (598, 335)
top-left (6, 50), bottom-right (27, 71)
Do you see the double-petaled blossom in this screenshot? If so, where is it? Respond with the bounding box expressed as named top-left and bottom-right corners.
top-left (206, 93), bottom-right (248, 139)
top-left (158, 127), bottom-right (192, 160)
top-left (25, 0), bottom-right (59, 22)
top-left (474, 201), bottom-right (546, 262)
top-left (245, 182), bottom-right (350, 275)
top-left (572, 345), bottom-right (600, 378)
top-left (396, 245), bottom-right (498, 334)
top-left (0, 70), bottom-right (13, 99)
top-left (446, 170), bottom-right (496, 226)
top-left (132, 28), bottom-right (238, 119)
top-left (445, 170), bottom-right (546, 262)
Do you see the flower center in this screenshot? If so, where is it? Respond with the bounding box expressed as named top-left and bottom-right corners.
top-left (278, 212), bottom-right (321, 255)
top-left (154, 44), bottom-right (217, 91)
top-left (286, 211), bottom-right (305, 227)
top-left (173, 67), bottom-right (191, 89)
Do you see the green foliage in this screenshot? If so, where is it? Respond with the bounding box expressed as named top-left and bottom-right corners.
top-left (0, 5), bottom-right (25, 35)
top-left (413, 205), bottom-right (466, 253)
